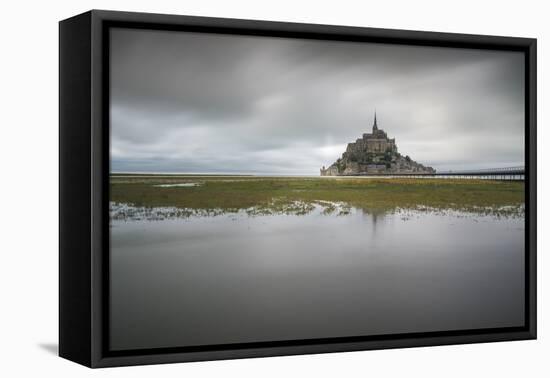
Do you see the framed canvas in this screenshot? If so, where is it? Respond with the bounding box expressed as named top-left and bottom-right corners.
top-left (59, 10), bottom-right (537, 368)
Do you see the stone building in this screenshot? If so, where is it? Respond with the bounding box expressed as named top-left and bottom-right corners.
top-left (320, 112), bottom-right (435, 176)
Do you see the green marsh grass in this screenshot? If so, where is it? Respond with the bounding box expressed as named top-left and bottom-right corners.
top-left (110, 175), bottom-right (524, 217)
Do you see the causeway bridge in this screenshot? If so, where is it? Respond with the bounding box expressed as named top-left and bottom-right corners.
top-left (342, 166), bottom-right (525, 181)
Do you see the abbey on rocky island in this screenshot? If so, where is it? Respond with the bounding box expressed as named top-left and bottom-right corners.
top-left (320, 112), bottom-right (435, 176)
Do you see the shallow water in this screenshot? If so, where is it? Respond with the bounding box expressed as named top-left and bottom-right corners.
top-left (110, 206), bottom-right (525, 351)
top-left (154, 182), bottom-right (202, 188)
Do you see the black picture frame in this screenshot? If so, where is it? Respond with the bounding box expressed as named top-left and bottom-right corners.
top-left (59, 9), bottom-right (537, 368)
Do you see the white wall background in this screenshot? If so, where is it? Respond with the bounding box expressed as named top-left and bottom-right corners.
top-left (0, 0), bottom-right (546, 376)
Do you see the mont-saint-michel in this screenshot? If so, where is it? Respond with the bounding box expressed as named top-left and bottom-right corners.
top-left (321, 113), bottom-right (435, 176)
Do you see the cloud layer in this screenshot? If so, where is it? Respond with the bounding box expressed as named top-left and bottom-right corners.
top-left (110, 28), bottom-right (525, 174)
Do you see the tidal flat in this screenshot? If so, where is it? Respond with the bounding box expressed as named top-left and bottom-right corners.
top-left (110, 175), bottom-right (525, 219)
top-left (109, 174), bottom-right (526, 350)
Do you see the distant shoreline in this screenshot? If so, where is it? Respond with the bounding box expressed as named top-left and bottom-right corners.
top-left (110, 172), bottom-right (321, 178)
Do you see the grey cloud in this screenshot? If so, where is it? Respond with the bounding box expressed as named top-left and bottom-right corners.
top-left (110, 28), bottom-right (525, 174)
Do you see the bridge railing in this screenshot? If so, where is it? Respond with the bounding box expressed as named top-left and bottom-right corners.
top-left (436, 166), bottom-right (525, 175)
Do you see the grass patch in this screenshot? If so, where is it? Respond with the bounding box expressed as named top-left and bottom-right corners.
top-left (110, 175), bottom-right (524, 217)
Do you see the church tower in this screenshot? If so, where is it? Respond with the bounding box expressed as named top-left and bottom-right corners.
top-left (373, 110), bottom-right (378, 132)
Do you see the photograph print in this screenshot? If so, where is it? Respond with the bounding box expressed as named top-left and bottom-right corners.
top-left (109, 27), bottom-right (526, 352)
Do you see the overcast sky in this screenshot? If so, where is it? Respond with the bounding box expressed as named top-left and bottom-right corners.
top-left (110, 28), bottom-right (525, 174)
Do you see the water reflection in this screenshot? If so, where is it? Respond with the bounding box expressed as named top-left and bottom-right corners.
top-left (110, 205), bottom-right (525, 351)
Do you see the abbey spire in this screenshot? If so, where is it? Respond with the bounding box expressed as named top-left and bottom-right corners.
top-left (373, 110), bottom-right (378, 132)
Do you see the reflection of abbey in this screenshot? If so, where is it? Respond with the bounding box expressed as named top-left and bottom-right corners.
top-left (321, 112), bottom-right (435, 176)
